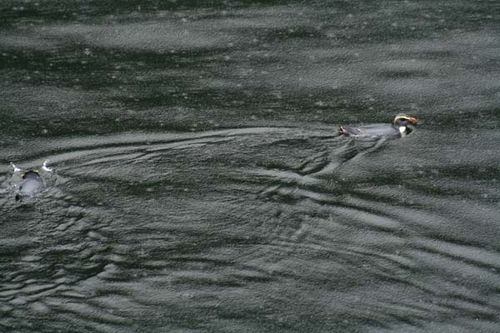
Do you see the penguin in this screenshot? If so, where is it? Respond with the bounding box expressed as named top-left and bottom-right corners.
top-left (11, 160), bottom-right (53, 201)
top-left (339, 114), bottom-right (418, 139)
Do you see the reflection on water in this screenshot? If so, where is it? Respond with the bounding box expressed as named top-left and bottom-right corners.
top-left (1, 1), bottom-right (499, 332)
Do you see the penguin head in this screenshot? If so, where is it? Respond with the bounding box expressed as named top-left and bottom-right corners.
top-left (21, 170), bottom-right (41, 180)
top-left (393, 114), bottom-right (418, 126)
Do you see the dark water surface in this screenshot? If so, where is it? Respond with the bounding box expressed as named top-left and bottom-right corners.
top-left (1, 1), bottom-right (499, 332)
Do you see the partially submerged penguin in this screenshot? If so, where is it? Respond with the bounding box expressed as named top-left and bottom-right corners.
top-left (339, 114), bottom-right (418, 139)
top-left (11, 160), bottom-right (53, 201)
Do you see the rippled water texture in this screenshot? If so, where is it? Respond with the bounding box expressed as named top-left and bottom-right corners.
top-left (1, 1), bottom-right (499, 332)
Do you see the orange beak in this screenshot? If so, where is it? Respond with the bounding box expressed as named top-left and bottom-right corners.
top-left (408, 117), bottom-right (418, 124)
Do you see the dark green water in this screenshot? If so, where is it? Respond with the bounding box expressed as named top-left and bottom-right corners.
top-left (1, 1), bottom-right (499, 332)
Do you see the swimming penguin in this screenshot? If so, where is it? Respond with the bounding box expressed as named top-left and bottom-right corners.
top-left (11, 160), bottom-right (53, 201)
top-left (339, 114), bottom-right (418, 139)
